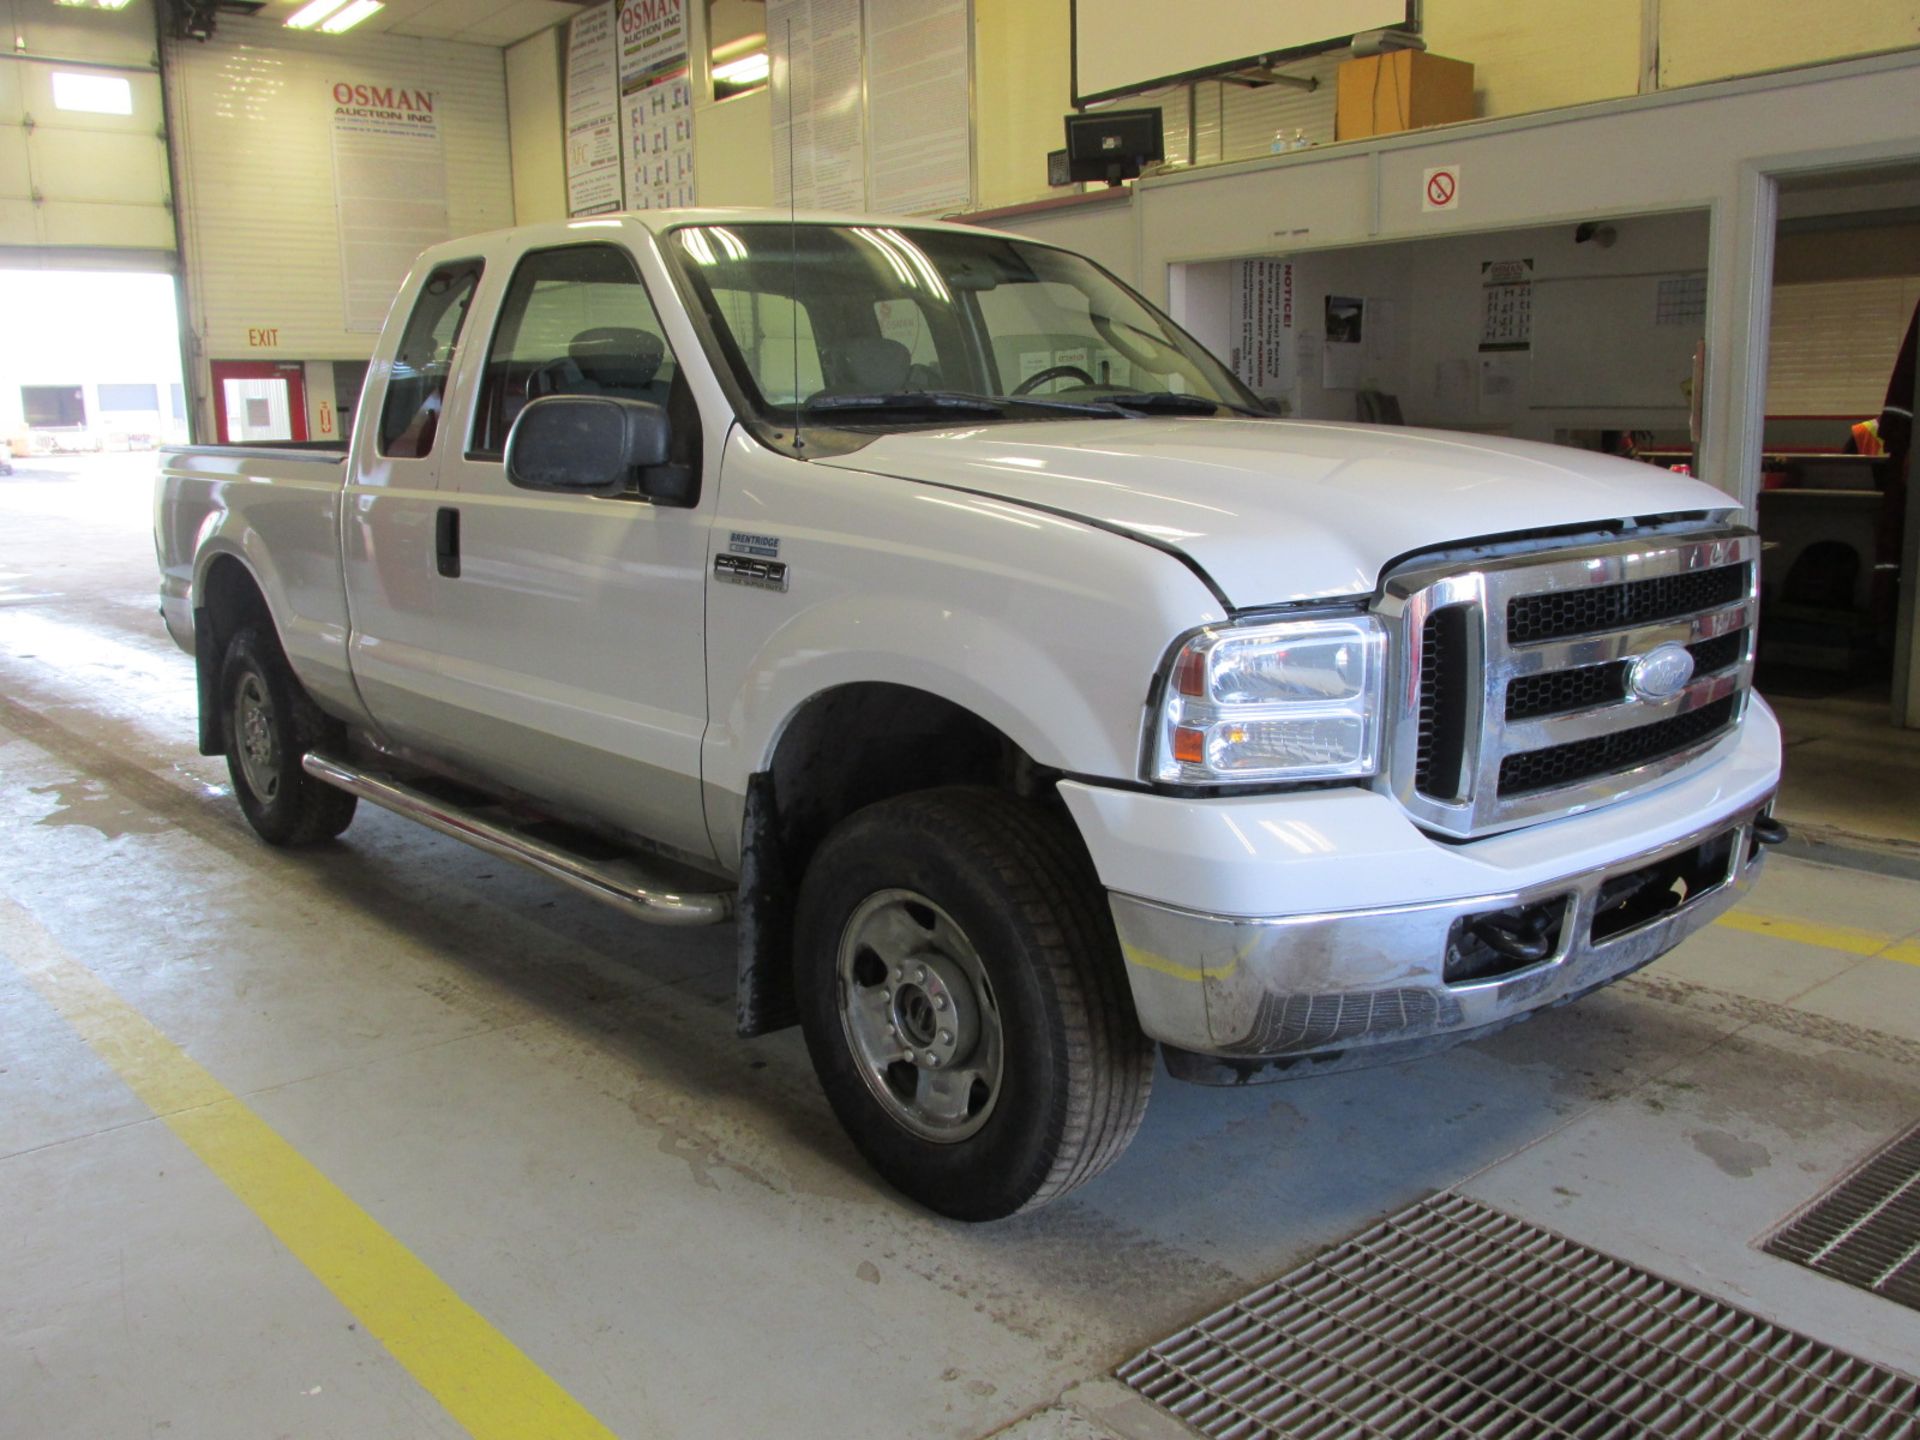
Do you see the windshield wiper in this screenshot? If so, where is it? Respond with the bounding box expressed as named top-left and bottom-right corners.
top-left (803, 390), bottom-right (1142, 422)
top-left (804, 391), bottom-right (1006, 416)
top-left (1101, 392), bottom-right (1267, 417)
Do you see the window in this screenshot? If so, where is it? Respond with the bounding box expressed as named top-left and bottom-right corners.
top-left (51, 72), bottom-right (133, 116)
top-left (98, 383), bottom-right (160, 412)
top-left (472, 245), bottom-right (678, 459)
top-left (670, 223), bottom-right (1251, 423)
top-left (711, 288), bottom-right (823, 405)
top-left (170, 383), bottom-right (186, 421)
top-left (22, 385), bottom-right (85, 428)
top-left (379, 260), bottom-right (482, 459)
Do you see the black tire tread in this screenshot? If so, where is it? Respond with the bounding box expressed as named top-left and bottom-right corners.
top-left (223, 626), bottom-right (357, 846)
top-left (813, 786), bottom-right (1154, 1215)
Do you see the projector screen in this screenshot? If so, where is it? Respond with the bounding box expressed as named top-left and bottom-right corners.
top-left (1073, 0), bottom-right (1413, 104)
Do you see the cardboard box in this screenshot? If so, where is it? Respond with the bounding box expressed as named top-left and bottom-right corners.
top-left (1336, 51), bottom-right (1475, 141)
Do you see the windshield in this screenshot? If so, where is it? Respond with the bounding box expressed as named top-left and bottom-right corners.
top-left (666, 222), bottom-right (1261, 426)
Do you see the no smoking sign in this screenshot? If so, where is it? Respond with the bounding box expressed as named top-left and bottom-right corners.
top-left (1423, 164), bottom-right (1460, 213)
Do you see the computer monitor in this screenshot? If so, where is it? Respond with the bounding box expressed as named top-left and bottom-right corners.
top-left (1064, 108), bottom-right (1165, 186)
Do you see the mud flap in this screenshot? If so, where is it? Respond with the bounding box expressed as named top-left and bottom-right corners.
top-left (735, 771), bottom-right (798, 1037)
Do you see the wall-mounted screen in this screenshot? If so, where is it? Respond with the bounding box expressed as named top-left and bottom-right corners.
top-left (1073, 0), bottom-right (1413, 104)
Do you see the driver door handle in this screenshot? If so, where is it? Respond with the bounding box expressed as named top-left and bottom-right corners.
top-left (435, 507), bottom-right (460, 578)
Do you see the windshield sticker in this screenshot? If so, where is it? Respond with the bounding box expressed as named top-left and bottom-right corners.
top-left (728, 531), bottom-right (780, 558)
top-left (715, 554), bottom-right (789, 592)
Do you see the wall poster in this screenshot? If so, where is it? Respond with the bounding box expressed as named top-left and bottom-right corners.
top-left (329, 79), bottom-right (449, 333)
top-left (865, 0), bottom-right (970, 215)
top-left (618, 0), bottom-right (696, 209)
top-left (565, 3), bottom-right (623, 216)
top-left (1230, 258), bottom-right (1293, 399)
top-left (768, 0), bottom-right (867, 211)
top-left (1479, 257), bottom-right (1533, 350)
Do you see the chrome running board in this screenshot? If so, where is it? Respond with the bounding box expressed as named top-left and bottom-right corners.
top-left (302, 751), bottom-right (734, 927)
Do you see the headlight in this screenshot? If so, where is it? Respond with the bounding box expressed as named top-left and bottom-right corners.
top-left (1150, 615), bottom-right (1386, 785)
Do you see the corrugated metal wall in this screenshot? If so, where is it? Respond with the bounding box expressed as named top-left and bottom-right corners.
top-left (163, 15), bottom-right (514, 365)
top-left (0, 0), bottom-right (173, 259)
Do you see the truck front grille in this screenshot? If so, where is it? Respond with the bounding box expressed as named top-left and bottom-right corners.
top-left (1385, 528), bottom-right (1758, 839)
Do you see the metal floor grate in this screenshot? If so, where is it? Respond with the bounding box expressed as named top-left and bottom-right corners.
top-left (1117, 1192), bottom-right (1918, 1439)
top-left (1767, 1119), bottom-right (1920, 1315)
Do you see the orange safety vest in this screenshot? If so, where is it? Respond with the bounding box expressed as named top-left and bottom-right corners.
top-left (1852, 419), bottom-right (1884, 456)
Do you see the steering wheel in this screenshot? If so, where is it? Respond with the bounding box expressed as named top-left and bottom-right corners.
top-left (1012, 364), bottom-right (1096, 396)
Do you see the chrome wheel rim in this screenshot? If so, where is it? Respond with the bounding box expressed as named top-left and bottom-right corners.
top-left (232, 672), bottom-right (280, 802)
top-left (837, 888), bottom-right (1003, 1144)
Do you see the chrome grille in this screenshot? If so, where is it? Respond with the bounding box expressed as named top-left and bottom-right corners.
top-left (1382, 529), bottom-right (1759, 839)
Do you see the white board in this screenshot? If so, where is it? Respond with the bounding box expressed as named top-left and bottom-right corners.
top-left (1074, 0), bottom-right (1408, 103)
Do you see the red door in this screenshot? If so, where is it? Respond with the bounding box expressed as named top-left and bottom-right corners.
top-left (210, 360), bottom-right (309, 444)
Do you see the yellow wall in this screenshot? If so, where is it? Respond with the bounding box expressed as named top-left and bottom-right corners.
top-left (1661, 0), bottom-right (1920, 86)
top-left (973, 0), bottom-right (1073, 212)
top-left (1424, 0), bottom-right (1643, 116)
top-left (506, 29), bottom-right (568, 225)
top-left (695, 89), bottom-right (776, 206)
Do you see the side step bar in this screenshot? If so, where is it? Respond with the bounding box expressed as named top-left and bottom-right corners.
top-left (302, 752), bottom-right (734, 927)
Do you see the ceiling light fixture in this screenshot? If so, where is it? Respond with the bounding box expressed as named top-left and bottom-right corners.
top-left (318, 0), bottom-right (382, 32)
top-left (711, 51), bottom-right (770, 87)
top-left (283, 0), bottom-right (349, 27)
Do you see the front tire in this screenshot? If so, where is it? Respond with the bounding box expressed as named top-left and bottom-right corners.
top-left (794, 787), bottom-right (1153, 1220)
top-left (220, 625), bottom-right (357, 846)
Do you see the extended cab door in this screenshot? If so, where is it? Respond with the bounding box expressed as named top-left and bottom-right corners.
top-left (340, 255), bottom-right (485, 751)
top-left (428, 240), bottom-right (716, 862)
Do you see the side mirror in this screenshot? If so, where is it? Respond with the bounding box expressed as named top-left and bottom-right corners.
top-left (504, 395), bottom-right (681, 501)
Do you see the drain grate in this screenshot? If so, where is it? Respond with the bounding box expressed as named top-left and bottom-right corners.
top-left (1117, 1192), bottom-right (1918, 1439)
top-left (1766, 1119), bottom-right (1920, 1314)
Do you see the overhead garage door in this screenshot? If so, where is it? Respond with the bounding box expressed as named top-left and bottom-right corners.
top-left (0, 0), bottom-right (174, 261)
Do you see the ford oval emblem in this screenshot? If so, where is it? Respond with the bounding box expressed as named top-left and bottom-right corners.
top-left (1628, 642), bottom-right (1695, 701)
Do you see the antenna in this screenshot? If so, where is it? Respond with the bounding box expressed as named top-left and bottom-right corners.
top-left (786, 16), bottom-right (803, 456)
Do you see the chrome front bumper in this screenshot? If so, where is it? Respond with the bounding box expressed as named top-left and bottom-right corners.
top-left (1110, 799), bottom-right (1773, 1081)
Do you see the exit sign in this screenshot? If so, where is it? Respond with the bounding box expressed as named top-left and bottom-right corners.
top-left (247, 327), bottom-right (280, 348)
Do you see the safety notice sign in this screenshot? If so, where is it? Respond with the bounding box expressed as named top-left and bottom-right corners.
top-left (1423, 164), bottom-right (1460, 212)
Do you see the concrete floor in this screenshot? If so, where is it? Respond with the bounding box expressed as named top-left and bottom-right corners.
top-left (3, 453), bottom-right (1917, 1439)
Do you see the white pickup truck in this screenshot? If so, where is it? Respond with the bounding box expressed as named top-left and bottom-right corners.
top-left (158, 211), bottom-right (1784, 1219)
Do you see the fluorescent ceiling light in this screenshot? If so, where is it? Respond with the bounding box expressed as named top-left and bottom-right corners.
top-left (94, 0), bottom-right (134, 8)
top-left (51, 72), bottom-right (133, 115)
top-left (712, 51), bottom-right (769, 86)
top-left (284, 0), bottom-right (349, 27)
top-left (319, 0), bottom-right (382, 32)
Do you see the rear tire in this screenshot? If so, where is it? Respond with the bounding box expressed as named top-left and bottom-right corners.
top-left (794, 787), bottom-right (1153, 1220)
top-left (220, 625), bottom-right (357, 846)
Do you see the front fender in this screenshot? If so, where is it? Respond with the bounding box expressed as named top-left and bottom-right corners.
top-left (699, 430), bottom-right (1229, 865)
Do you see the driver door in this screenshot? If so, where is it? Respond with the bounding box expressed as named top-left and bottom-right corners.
top-left (429, 242), bottom-right (716, 862)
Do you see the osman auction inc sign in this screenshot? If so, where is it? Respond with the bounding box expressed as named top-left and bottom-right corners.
top-left (330, 81), bottom-right (438, 127)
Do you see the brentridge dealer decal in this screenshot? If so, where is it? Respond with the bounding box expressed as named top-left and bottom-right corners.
top-left (727, 531), bottom-right (780, 558)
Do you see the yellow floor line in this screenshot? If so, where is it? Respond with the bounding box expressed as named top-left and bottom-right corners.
top-left (1715, 909), bottom-right (1920, 967)
top-left (0, 896), bottom-right (622, 1440)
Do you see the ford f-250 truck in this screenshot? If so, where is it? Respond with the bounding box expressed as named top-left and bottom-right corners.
top-left (158, 211), bottom-right (1784, 1220)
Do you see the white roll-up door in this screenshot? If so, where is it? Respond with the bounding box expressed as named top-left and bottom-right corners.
top-left (0, 0), bottom-right (175, 263)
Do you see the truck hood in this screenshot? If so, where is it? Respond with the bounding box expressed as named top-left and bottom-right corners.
top-left (814, 418), bottom-right (1738, 608)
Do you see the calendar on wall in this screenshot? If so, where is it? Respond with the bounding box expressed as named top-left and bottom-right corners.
top-left (1479, 258), bottom-right (1533, 351)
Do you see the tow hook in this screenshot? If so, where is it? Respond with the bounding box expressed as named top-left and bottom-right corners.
top-left (1467, 906), bottom-right (1560, 964)
top-left (1753, 813), bottom-right (1789, 847)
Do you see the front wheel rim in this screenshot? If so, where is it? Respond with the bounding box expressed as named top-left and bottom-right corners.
top-left (232, 672), bottom-right (280, 802)
top-left (836, 888), bottom-right (1004, 1144)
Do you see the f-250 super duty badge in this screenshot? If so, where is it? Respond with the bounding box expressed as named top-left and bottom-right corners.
top-left (715, 553), bottom-right (790, 592)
